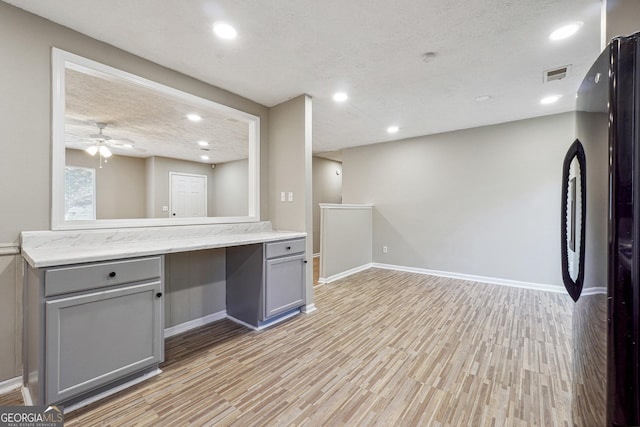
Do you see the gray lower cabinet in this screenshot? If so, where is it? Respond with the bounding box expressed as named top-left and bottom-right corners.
top-left (264, 254), bottom-right (305, 318)
top-left (227, 238), bottom-right (306, 328)
top-left (24, 256), bottom-right (164, 406)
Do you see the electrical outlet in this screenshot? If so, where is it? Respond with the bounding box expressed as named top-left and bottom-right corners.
top-left (383, 246), bottom-right (388, 253)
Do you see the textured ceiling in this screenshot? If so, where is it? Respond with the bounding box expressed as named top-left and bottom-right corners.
top-left (65, 68), bottom-right (249, 163)
top-left (5, 0), bottom-right (602, 154)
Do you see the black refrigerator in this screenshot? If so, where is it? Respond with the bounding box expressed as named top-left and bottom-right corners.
top-left (565, 32), bottom-right (640, 426)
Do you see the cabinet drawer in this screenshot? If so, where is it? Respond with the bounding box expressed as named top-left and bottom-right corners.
top-left (265, 239), bottom-right (305, 259)
top-left (45, 256), bottom-right (162, 297)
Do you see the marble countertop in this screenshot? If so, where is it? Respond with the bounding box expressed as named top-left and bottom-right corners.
top-left (21, 222), bottom-right (306, 268)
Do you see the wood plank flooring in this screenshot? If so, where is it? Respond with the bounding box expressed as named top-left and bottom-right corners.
top-left (4, 268), bottom-right (574, 426)
top-left (313, 256), bottom-right (319, 285)
top-left (0, 388), bottom-right (21, 406)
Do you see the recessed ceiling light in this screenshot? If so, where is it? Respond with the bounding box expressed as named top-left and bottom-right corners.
top-left (540, 95), bottom-right (562, 104)
top-left (187, 114), bottom-right (202, 122)
top-left (475, 95), bottom-right (492, 102)
top-left (549, 22), bottom-right (583, 41)
top-left (333, 92), bottom-right (348, 103)
top-left (197, 140), bottom-right (209, 147)
top-left (200, 155), bottom-right (210, 160)
top-left (213, 22), bottom-right (237, 40)
top-left (387, 126), bottom-right (399, 134)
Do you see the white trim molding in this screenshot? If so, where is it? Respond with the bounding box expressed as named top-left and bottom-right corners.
top-left (22, 387), bottom-right (33, 406)
top-left (63, 369), bottom-right (162, 413)
top-left (302, 304), bottom-right (317, 314)
top-left (227, 309), bottom-right (301, 331)
top-left (51, 48), bottom-right (261, 230)
top-left (164, 310), bottom-right (227, 338)
top-left (372, 263), bottom-right (566, 293)
top-left (581, 286), bottom-right (607, 296)
top-left (319, 203), bottom-right (373, 210)
top-left (0, 243), bottom-right (20, 256)
top-left (319, 263), bottom-right (373, 284)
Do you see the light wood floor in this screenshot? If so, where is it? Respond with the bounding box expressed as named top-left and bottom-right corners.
top-left (2, 268), bottom-right (574, 426)
top-left (313, 255), bottom-right (319, 285)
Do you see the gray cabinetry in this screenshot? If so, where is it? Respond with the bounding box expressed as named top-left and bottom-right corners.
top-left (227, 238), bottom-right (305, 328)
top-left (24, 256), bottom-right (164, 406)
top-left (265, 254), bottom-right (304, 318)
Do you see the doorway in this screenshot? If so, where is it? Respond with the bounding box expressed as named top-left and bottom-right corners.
top-left (170, 172), bottom-right (207, 217)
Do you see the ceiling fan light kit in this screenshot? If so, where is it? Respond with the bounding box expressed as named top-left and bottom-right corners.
top-left (98, 145), bottom-right (112, 158)
top-left (73, 121), bottom-right (145, 167)
top-left (85, 145), bottom-right (98, 156)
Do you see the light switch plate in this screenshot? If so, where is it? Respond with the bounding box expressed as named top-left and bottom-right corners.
top-left (280, 192), bottom-right (286, 202)
top-left (288, 191), bottom-right (294, 202)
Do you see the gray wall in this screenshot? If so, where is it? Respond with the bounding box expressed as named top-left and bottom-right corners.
top-left (342, 112), bottom-right (576, 287)
top-left (211, 159), bottom-right (249, 217)
top-left (269, 96), bottom-right (309, 232)
top-left (165, 249), bottom-right (226, 327)
top-left (66, 148), bottom-right (146, 219)
top-left (146, 156), bottom-right (217, 218)
top-left (68, 149), bottom-right (248, 219)
top-left (605, 0), bottom-right (640, 45)
top-left (577, 111), bottom-right (609, 289)
top-left (0, 255), bottom-right (20, 385)
top-left (268, 95), bottom-right (314, 308)
top-left (312, 157), bottom-right (343, 254)
top-left (319, 206), bottom-right (371, 280)
top-left (0, 2), bottom-right (269, 383)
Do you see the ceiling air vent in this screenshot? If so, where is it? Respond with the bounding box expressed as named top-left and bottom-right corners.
top-left (543, 65), bottom-right (571, 83)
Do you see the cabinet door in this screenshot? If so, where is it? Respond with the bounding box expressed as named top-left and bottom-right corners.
top-left (264, 254), bottom-right (305, 319)
top-left (45, 281), bottom-right (163, 403)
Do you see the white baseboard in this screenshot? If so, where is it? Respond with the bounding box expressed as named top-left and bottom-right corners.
top-left (372, 263), bottom-right (565, 294)
top-left (164, 310), bottom-right (227, 338)
top-left (227, 309), bottom-right (301, 331)
top-left (581, 286), bottom-right (607, 296)
top-left (63, 369), bottom-right (162, 413)
top-left (226, 315), bottom-right (259, 331)
top-left (302, 303), bottom-right (317, 313)
top-left (319, 263), bottom-right (373, 284)
top-left (0, 376), bottom-right (21, 395)
top-left (21, 369), bottom-right (161, 410)
top-left (22, 386), bottom-right (33, 406)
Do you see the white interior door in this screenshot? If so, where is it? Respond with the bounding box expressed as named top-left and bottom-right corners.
top-left (170, 173), bottom-right (207, 217)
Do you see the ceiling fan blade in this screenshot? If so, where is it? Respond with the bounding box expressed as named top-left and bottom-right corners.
top-left (108, 142), bottom-right (146, 152)
top-left (89, 133), bottom-right (112, 140)
top-left (65, 133), bottom-right (95, 144)
top-left (108, 137), bottom-right (136, 144)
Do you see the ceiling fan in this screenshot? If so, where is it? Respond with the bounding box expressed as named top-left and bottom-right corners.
top-left (67, 122), bottom-right (145, 167)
